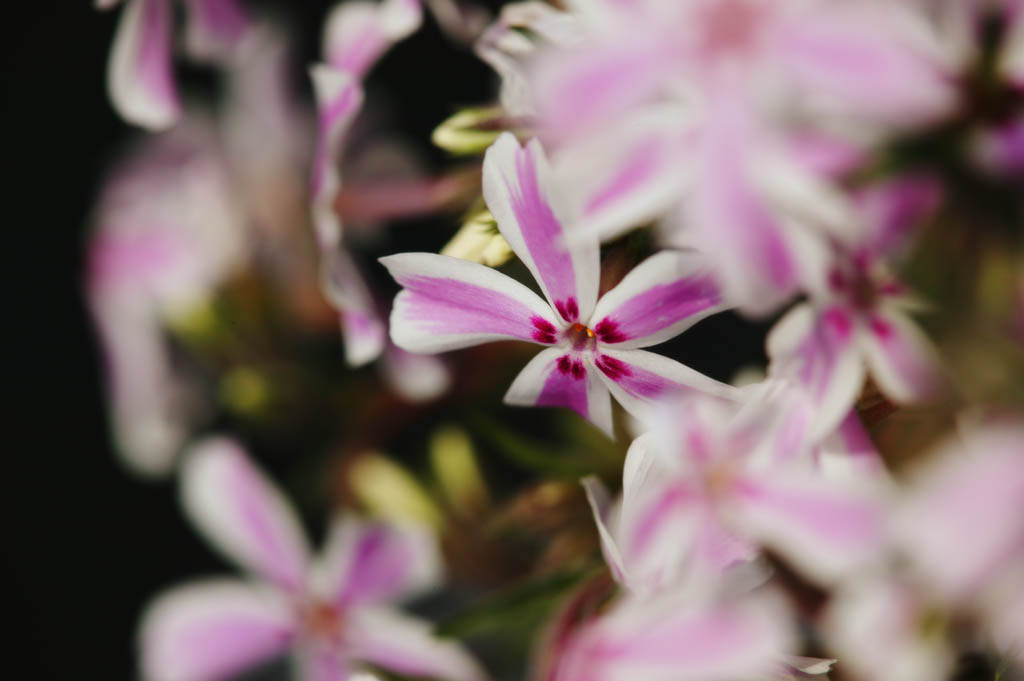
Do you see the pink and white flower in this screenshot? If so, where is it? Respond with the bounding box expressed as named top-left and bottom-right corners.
top-left (98, 0), bottom-right (250, 129)
top-left (308, 0), bottom-right (423, 367)
top-left (584, 394), bottom-right (886, 591)
top-left (767, 176), bottom-right (945, 440)
top-left (381, 133), bottom-right (733, 436)
top-left (520, 0), bottom-right (955, 314)
top-left (140, 437), bottom-right (487, 681)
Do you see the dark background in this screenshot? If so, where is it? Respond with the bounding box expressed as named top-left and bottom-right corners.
top-left (8, 2), bottom-right (766, 677)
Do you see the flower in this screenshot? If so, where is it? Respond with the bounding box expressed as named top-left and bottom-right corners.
top-left (766, 176), bottom-right (945, 440)
top-left (584, 394), bottom-right (886, 592)
top-left (519, 0), bottom-right (954, 314)
top-left (98, 0), bottom-right (249, 129)
top-left (140, 437), bottom-right (487, 681)
top-left (381, 133), bottom-right (733, 436)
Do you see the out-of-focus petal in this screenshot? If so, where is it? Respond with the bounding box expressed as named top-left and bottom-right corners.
top-left (346, 608), bottom-right (489, 681)
top-left (858, 308), bottom-right (942, 404)
top-left (589, 250), bottom-right (724, 350)
top-left (504, 347), bottom-right (614, 437)
top-left (892, 425), bottom-right (1024, 603)
top-left (581, 476), bottom-right (629, 585)
top-left (594, 348), bottom-right (735, 421)
top-left (107, 0), bottom-right (181, 130)
top-left (322, 0), bottom-right (423, 78)
top-left (380, 252), bottom-right (561, 353)
top-left (729, 472), bottom-right (885, 584)
top-left (555, 592), bottom-right (795, 681)
top-left (181, 438), bottom-right (312, 592)
top-left (767, 304), bottom-right (865, 441)
top-left (483, 134), bottom-right (599, 323)
top-left (293, 645), bottom-right (352, 681)
top-left (313, 516), bottom-right (441, 607)
top-left (139, 579), bottom-right (297, 681)
top-left (380, 345), bottom-right (451, 402)
top-left (852, 175), bottom-right (942, 259)
top-left (182, 0), bottom-right (249, 60)
top-left (778, 4), bottom-right (955, 126)
top-left (323, 248), bottom-right (384, 367)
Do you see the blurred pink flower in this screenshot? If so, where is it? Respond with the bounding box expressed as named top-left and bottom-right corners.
top-left (98, 0), bottom-right (249, 129)
top-left (521, 0), bottom-right (954, 314)
top-left (140, 438), bottom-right (487, 681)
top-left (382, 133), bottom-right (734, 436)
top-left (767, 176), bottom-right (945, 439)
top-left (585, 394), bottom-right (886, 592)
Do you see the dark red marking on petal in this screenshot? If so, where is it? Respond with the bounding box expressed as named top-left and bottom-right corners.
top-left (594, 318), bottom-right (627, 343)
top-left (557, 354), bottom-right (573, 374)
top-left (570, 359), bottom-right (586, 380)
top-left (869, 315), bottom-right (892, 339)
top-left (532, 316), bottom-right (558, 344)
top-left (554, 297), bottom-right (580, 323)
top-left (595, 354), bottom-right (632, 381)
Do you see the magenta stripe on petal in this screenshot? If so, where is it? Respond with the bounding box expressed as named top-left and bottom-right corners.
top-left (595, 354), bottom-right (680, 399)
top-left (537, 354), bottom-right (589, 417)
top-left (400, 274), bottom-right (557, 344)
top-left (508, 143), bottom-right (579, 321)
top-left (584, 137), bottom-right (664, 218)
top-left (594, 274), bottom-right (720, 344)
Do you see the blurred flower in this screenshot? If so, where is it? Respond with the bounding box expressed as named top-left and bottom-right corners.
top-left (441, 211), bottom-right (513, 267)
top-left (140, 438), bottom-right (487, 681)
top-left (519, 0), bottom-right (954, 314)
top-left (382, 133), bottom-right (733, 437)
top-left (98, 0), bottom-right (249, 129)
top-left (766, 176), bottom-right (945, 440)
top-left (87, 122), bottom-right (247, 475)
top-left (585, 394), bottom-right (886, 593)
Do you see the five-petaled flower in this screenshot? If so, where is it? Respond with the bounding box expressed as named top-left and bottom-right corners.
top-left (381, 133), bottom-right (733, 436)
top-left (140, 438), bottom-right (487, 681)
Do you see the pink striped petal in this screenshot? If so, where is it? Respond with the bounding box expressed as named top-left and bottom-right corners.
top-left (380, 252), bottom-right (561, 353)
top-left (590, 250), bottom-right (724, 349)
top-left (892, 425), bottom-right (1024, 603)
top-left (293, 645), bottom-right (352, 681)
top-left (314, 516), bottom-right (441, 607)
top-left (139, 579), bottom-right (297, 681)
top-left (767, 303), bottom-right (865, 441)
top-left (858, 308), bottom-right (942, 404)
top-left (778, 5), bottom-right (955, 126)
top-left (322, 0), bottom-right (422, 78)
top-left (581, 476), bottom-right (629, 586)
top-left (729, 472), bottom-right (885, 584)
top-left (483, 134), bottom-right (599, 323)
top-left (555, 593), bottom-right (794, 681)
top-left (593, 348), bottom-right (735, 420)
top-left (106, 0), bottom-right (181, 130)
top-left (346, 608), bottom-right (489, 681)
top-left (182, 0), bottom-right (249, 60)
top-left (852, 175), bottom-right (942, 259)
top-left (181, 438), bottom-right (312, 592)
top-left (503, 347), bottom-right (614, 437)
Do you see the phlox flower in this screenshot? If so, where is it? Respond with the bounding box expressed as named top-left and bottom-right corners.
top-left (766, 176), bottom-right (945, 440)
top-left (98, 0), bottom-right (249, 129)
top-left (140, 437), bottom-right (487, 681)
top-left (824, 421), bottom-right (1024, 681)
top-left (87, 122), bottom-right (247, 476)
top-left (520, 0), bottom-right (954, 314)
top-left (584, 394), bottom-right (886, 593)
top-left (381, 133), bottom-right (733, 436)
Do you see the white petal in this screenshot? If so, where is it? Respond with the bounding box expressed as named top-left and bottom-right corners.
top-left (107, 0), bottom-right (181, 130)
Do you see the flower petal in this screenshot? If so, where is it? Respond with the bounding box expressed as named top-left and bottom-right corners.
top-left (483, 133), bottom-right (599, 323)
top-left (593, 348), bottom-right (735, 420)
top-left (181, 438), bottom-right (312, 592)
top-left (106, 0), bottom-right (181, 130)
top-left (729, 472), bottom-right (885, 584)
top-left (858, 308), bottom-right (942, 404)
top-left (346, 608), bottom-right (489, 681)
top-left (380, 252), bottom-right (561, 353)
top-left (322, 0), bottom-right (423, 78)
top-left (767, 303), bottom-right (865, 441)
top-left (556, 592), bottom-right (794, 681)
top-left (589, 250), bottom-right (724, 349)
top-left (139, 579), bottom-right (296, 681)
top-left (182, 0), bottom-right (249, 60)
top-left (581, 476), bottom-right (629, 585)
top-left (504, 347), bottom-right (614, 437)
top-left (324, 248), bottom-right (385, 367)
top-left (313, 515), bottom-right (441, 607)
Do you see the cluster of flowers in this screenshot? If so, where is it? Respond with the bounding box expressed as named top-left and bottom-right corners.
top-left (89, 0), bottom-right (1023, 680)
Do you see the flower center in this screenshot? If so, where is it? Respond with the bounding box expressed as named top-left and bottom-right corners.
top-left (565, 322), bottom-right (597, 351)
top-left (303, 601), bottom-right (344, 641)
